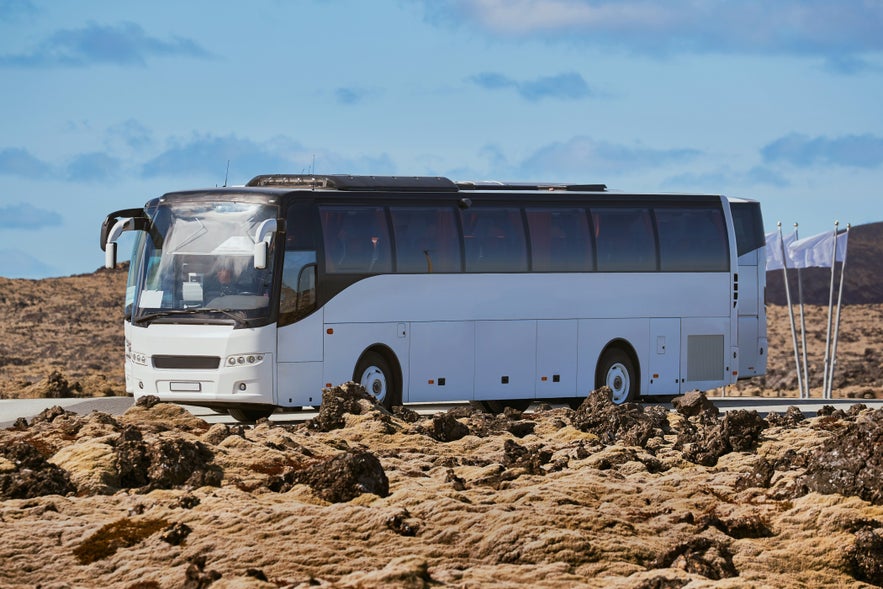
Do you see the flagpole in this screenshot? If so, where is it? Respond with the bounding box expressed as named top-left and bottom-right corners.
top-left (778, 222), bottom-right (802, 398)
top-left (822, 221), bottom-right (839, 400)
top-left (794, 223), bottom-right (809, 398)
top-left (827, 224), bottom-right (849, 399)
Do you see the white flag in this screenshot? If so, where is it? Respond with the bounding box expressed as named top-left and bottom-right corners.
top-left (765, 230), bottom-right (797, 271)
top-left (786, 230), bottom-right (848, 269)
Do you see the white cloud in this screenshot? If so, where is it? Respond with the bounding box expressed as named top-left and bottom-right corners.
top-left (421, 0), bottom-right (883, 59)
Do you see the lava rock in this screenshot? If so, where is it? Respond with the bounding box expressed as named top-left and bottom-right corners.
top-left (423, 413), bottom-right (469, 443)
top-left (160, 522), bottom-right (192, 546)
top-left (672, 390), bottom-right (719, 418)
top-left (0, 441), bottom-right (76, 499)
top-left (307, 382), bottom-right (382, 432)
top-left (183, 554), bottom-right (221, 589)
top-left (31, 405), bottom-right (77, 424)
top-left (287, 450), bottom-right (389, 502)
top-left (766, 406), bottom-right (806, 428)
top-left (501, 439), bottom-right (552, 475)
top-left (848, 525), bottom-right (883, 585)
top-left (571, 387), bottom-right (669, 448)
top-left (797, 409), bottom-right (883, 505)
top-left (114, 436), bottom-right (221, 490)
top-left (653, 537), bottom-right (738, 580)
top-left (135, 394), bottom-right (162, 409)
top-left (677, 409), bottom-right (768, 467)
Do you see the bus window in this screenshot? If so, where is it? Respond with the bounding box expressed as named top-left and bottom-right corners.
top-left (593, 207), bottom-right (656, 272)
top-left (462, 207), bottom-right (528, 273)
top-left (730, 201), bottom-right (765, 256)
top-left (526, 208), bottom-right (594, 272)
top-left (655, 207), bottom-right (729, 272)
top-left (390, 207), bottom-right (461, 272)
top-left (320, 206), bottom-right (392, 273)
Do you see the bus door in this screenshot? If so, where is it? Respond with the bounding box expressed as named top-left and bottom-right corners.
top-left (730, 201), bottom-right (768, 379)
top-left (648, 318), bottom-right (681, 395)
top-left (735, 248), bottom-right (767, 378)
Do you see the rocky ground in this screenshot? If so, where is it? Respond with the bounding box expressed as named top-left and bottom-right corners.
top-left (2, 268), bottom-right (883, 587)
top-left (1, 385), bottom-right (882, 588)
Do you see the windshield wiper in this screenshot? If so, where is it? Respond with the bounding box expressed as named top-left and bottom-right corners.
top-left (135, 308), bottom-right (246, 325)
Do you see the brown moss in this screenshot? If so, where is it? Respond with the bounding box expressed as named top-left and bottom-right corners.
top-left (73, 518), bottom-right (169, 564)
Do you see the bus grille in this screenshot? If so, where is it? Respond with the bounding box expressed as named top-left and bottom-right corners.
top-left (152, 355), bottom-right (220, 370)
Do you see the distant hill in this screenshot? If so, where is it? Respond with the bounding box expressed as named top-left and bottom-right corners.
top-left (765, 221), bottom-right (883, 305)
top-left (0, 265), bottom-right (127, 397)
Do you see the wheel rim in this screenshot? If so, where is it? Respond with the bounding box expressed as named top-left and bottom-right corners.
top-left (360, 365), bottom-right (387, 404)
top-left (606, 362), bottom-right (631, 404)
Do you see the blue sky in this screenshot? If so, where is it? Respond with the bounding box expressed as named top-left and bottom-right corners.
top-left (1, 0), bottom-right (881, 278)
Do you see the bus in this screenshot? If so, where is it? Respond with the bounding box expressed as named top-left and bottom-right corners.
top-left (101, 174), bottom-right (767, 421)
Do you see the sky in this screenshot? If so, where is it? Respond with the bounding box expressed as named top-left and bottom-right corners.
top-left (1, 0), bottom-right (881, 278)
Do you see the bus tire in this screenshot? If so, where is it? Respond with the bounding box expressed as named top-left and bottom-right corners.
top-left (476, 399), bottom-right (532, 414)
top-left (229, 406), bottom-right (275, 422)
top-left (355, 350), bottom-right (401, 410)
top-left (596, 348), bottom-right (638, 405)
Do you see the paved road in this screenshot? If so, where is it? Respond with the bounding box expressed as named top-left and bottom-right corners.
top-left (1, 396), bottom-right (881, 429)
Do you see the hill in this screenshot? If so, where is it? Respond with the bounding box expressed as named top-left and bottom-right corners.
top-left (0, 265), bottom-right (127, 398)
top-left (766, 221), bottom-right (883, 305)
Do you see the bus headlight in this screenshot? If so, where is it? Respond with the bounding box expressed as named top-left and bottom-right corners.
top-left (130, 352), bottom-right (148, 366)
top-left (226, 354), bottom-right (265, 367)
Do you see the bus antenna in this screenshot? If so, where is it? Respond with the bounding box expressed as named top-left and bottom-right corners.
top-left (223, 160), bottom-right (230, 187)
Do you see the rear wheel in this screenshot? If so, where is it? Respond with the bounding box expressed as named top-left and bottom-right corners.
top-left (596, 348), bottom-right (638, 405)
top-left (476, 399), bottom-right (532, 414)
top-left (228, 406), bottom-right (275, 422)
top-left (355, 351), bottom-right (401, 410)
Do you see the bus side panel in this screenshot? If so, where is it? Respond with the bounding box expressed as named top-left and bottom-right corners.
top-left (276, 311), bottom-right (326, 407)
top-left (408, 321), bottom-right (475, 402)
top-left (681, 317), bottom-right (731, 392)
top-left (276, 361), bottom-right (324, 407)
top-left (647, 318), bottom-right (681, 395)
top-left (576, 318), bottom-right (650, 397)
top-left (322, 322), bottom-right (410, 397)
top-left (277, 310), bottom-right (324, 363)
top-left (537, 320), bottom-right (578, 397)
top-left (736, 249), bottom-right (767, 378)
top-left (475, 320), bottom-right (537, 400)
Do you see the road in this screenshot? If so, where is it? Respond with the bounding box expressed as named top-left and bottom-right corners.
top-left (1, 395), bottom-right (881, 429)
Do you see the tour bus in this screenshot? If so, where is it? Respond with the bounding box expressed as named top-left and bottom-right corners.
top-left (101, 174), bottom-right (767, 421)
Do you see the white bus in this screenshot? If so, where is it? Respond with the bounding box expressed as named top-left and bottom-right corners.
top-left (101, 174), bottom-right (767, 421)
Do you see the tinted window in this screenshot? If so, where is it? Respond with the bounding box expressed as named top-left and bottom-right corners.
top-left (462, 208), bottom-right (528, 272)
top-left (655, 207), bottom-right (729, 272)
top-left (320, 206), bottom-right (392, 273)
top-left (592, 207), bottom-right (656, 271)
top-left (390, 207), bottom-right (461, 272)
top-left (526, 208), bottom-right (594, 271)
top-left (730, 201), bottom-right (765, 256)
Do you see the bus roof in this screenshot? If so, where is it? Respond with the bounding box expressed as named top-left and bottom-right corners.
top-left (246, 174), bottom-right (607, 194)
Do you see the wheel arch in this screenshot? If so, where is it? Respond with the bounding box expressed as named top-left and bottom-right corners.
top-left (354, 343), bottom-right (403, 401)
top-left (595, 338), bottom-right (641, 396)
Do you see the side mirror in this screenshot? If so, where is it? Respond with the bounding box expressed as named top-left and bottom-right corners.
top-left (104, 217), bottom-right (134, 269)
top-left (254, 241), bottom-right (268, 270)
top-left (253, 219), bottom-right (277, 270)
top-left (105, 242), bottom-right (118, 269)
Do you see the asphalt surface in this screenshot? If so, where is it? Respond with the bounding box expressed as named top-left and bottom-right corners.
top-left (1, 395), bottom-right (881, 429)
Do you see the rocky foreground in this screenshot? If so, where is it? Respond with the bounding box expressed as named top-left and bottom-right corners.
top-left (2, 386), bottom-right (882, 588)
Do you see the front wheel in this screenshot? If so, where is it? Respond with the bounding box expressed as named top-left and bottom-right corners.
top-left (596, 348), bottom-right (638, 405)
top-left (355, 351), bottom-right (401, 410)
top-left (228, 406), bottom-right (275, 422)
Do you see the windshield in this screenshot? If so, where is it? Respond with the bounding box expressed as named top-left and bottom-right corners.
top-left (131, 200), bottom-right (277, 327)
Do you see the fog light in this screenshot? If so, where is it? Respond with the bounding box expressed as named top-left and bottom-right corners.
top-left (239, 383), bottom-right (247, 391)
top-left (138, 381), bottom-right (144, 389)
